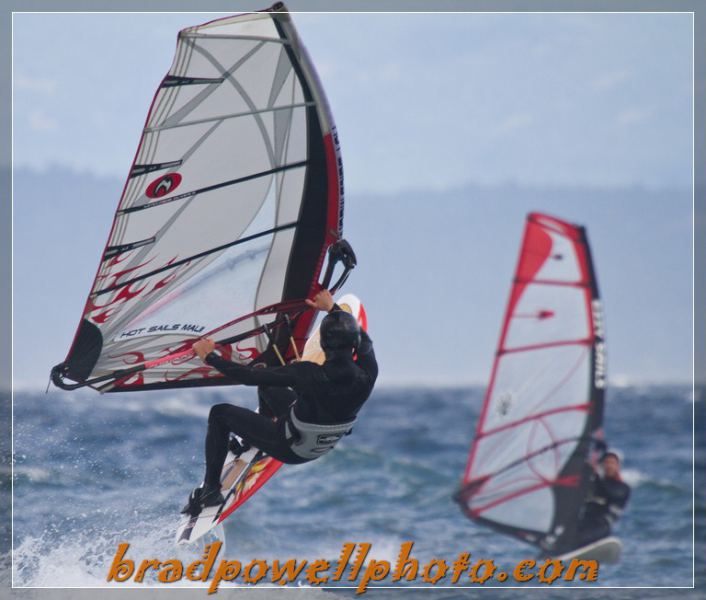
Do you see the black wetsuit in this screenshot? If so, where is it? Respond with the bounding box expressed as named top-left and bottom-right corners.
top-left (201, 326), bottom-right (378, 489)
top-left (576, 472), bottom-right (631, 546)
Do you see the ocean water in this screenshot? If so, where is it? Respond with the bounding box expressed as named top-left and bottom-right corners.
top-left (4, 384), bottom-right (704, 596)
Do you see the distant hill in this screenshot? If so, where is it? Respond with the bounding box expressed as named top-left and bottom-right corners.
top-left (12, 166), bottom-right (692, 387)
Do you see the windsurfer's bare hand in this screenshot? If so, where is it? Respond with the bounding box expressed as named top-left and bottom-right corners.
top-left (193, 338), bottom-right (216, 361)
top-left (306, 289), bottom-right (334, 312)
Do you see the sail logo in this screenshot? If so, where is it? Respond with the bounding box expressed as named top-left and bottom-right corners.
top-left (496, 392), bottom-right (513, 416)
top-left (146, 173), bottom-right (182, 199)
top-left (591, 300), bottom-right (605, 339)
top-left (594, 342), bottom-right (606, 389)
top-left (331, 127), bottom-right (345, 235)
top-left (591, 300), bottom-right (606, 389)
top-left (115, 323), bottom-right (205, 341)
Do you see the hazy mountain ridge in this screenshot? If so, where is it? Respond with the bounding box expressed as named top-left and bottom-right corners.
top-left (13, 165), bottom-right (693, 387)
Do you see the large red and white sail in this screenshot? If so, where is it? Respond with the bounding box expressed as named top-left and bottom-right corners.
top-left (457, 212), bottom-right (605, 552)
top-left (52, 3), bottom-right (349, 392)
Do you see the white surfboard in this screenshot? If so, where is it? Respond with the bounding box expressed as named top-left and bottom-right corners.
top-left (302, 294), bottom-right (367, 365)
top-left (555, 536), bottom-right (622, 564)
top-left (176, 293), bottom-right (367, 544)
top-left (176, 446), bottom-right (261, 544)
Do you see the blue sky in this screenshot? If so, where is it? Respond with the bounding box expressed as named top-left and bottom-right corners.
top-left (11, 11), bottom-right (693, 387)
top-left (13, 11), bottom-right (693, 193)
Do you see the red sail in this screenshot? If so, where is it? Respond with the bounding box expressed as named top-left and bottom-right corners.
top-left (457, 213), bottom-right (605, 552)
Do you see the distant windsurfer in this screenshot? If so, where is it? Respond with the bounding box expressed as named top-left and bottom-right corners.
top-left (573, 451), bottom-right (630, 548)
top-left (182, 289), bottom-right (378, 515)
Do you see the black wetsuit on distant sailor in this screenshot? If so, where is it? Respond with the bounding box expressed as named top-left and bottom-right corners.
top-left (200, 320), bottom-right (378, 491)
top-left (575, 471), bottom-right (631, 547)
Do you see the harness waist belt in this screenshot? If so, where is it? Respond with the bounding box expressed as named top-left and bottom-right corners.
top-left (285, 407), bottom-right (356, 460)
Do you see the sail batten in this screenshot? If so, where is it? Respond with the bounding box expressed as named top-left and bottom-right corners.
top-left (457, 212), bottom-right (605, 553)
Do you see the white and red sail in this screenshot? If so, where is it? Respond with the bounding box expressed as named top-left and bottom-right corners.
top-left (457, 212), bottom-right (605, 552)
top-left (52, 3), bottom-right (351, 392)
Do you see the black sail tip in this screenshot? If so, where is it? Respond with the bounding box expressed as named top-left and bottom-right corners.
top-left (61, 319), bottom-right (104, 383)
top-left (50, 363), bottom-right (71, 390)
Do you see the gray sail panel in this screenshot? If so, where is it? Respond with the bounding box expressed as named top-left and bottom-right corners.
top-left (54, 4), bottom-right (345, 392)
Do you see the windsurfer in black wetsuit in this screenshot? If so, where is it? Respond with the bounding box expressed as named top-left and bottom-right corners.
top-left (181, 289), bottom-right (378, 515)
top-left (575, 451), bottom-right (631, 547)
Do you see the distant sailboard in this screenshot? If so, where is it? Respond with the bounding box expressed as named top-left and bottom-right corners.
top-left (455, 213), bottom-right (612, 558)
top-left (50, 3), bottom-right (355, 393)
top-left (177, 293), bottom-right (367, 544)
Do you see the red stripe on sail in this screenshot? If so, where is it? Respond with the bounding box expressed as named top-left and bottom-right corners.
top-left (500, 338), bottom-right (592, 355)
top-left (478, 403), bottom-right (590, 438)
top-left (469, 475), bottom-right (581, 518)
